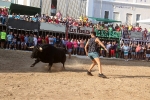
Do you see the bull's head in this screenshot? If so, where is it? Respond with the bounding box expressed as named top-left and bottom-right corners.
top-left (29, 45), bottom-right (43, 58)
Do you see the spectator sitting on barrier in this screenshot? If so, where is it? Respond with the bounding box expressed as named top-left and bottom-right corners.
top-left (55, 17), bottom-right (59, 24)
top-left (0, 7), bottom-right (8, 24)
top-left (15, 14), bottom-right (20, 20)
top-left (48, 17), bottom-right (52, 23)
top-left (56, 10), bottom-right (62, 20)
top-left (31, 15), bottom-right (37, 22)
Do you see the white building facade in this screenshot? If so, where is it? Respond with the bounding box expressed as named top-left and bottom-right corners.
top-left (86, 0), bottom-right (150, 28)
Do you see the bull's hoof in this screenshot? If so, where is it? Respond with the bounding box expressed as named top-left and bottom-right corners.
top-left (30, 65), bottom-right (34, 67)
top-left (62, 67), bottom-right (66, 71)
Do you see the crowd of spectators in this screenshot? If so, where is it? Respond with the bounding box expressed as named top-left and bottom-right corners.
top-left (1, 9), bottom-right (150, 61)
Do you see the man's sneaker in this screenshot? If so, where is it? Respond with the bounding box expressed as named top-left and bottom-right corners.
top-left (87, 71), bottom-right (93, 76)
top-left (98, 74), bottom-right (107, 78)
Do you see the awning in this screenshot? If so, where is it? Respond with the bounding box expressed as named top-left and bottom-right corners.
top-left (137, 19), bottom-right (150, 24)
top-left (88, 17), bottom-right (121, 23)
top-left (9, 3), bottom-right (41, 15)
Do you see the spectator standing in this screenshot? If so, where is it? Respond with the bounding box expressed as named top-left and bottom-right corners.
top-left (24, 34), bottom-right (29, 50)
top-left (106, 42), bottom-right (111, 57)
top-left (136, 44), bottom-right (141, 60)
top-left (131, 43), bottom-right (136, 60)
top-left (146, 43), bottom-right (150, 61)
top-left (55, 36), bottom-right (61, 47)
top-left (122, 43), bottom-right (129, 61)
top-left (17, 33), bottom-right (21, 50)
top-left (66, 39), bottom-right (73, 59)
top-left (37, 36), bottom-right (42, 45)
top-left (45, 35), bottom-right (49, 44)
top-left (100, 41), bottom-right (105, 57)
top-left (6, 32), bottom-right (13, 49)
top-left (79, 39), bottom-right (85, 55)
top-left (73, 39), bottom-right (78, 55)
top-left (33, 35), bottom-right (37, 46)
top-left (12, 33), bottom-right (17, 50)
top-left (28, 34), bottom-right (33, 47)
top-left (20, 34), bottom-right (25, 50)
top-left (42, 36), bottom-right (46, 44)
top-left (49, 35), bottom-right (54, 46)
top-left (0, 30), bottom-right (7, 49)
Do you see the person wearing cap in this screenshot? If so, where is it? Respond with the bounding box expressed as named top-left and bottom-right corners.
top-left (85, 31), bottom-right (108, 78)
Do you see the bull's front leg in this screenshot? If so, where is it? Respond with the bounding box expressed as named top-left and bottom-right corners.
top-left (48, 63), bottom-right (53, 72)
top-left (30, 58), bottom-right (40, 67)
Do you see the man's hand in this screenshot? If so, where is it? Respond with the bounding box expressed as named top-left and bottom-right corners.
top-left (105, 48), bottom-right (109, 53)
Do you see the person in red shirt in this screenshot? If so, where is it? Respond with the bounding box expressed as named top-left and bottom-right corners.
top-left (37, 36), bottom-right (42, 45)
top-left (55, 17), bottom-right (59, 24)
top-left (66, 39), bottom-right (73, 59)
top-left (20, 34), bottom-right (25, 50)
top-left (48, 17), bottom-right (52, 23)
top-left (45, 35), bottom-right (49, 44)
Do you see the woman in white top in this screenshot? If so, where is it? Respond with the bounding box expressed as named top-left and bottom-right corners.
top-left (122, 43), bottom-right (129, 61)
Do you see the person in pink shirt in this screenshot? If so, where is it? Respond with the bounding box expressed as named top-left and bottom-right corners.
top-left (73, 39), bottom-right (78, 55)
top-left (79, 39), bottom-right (85, 55)
top-left (66, 39), bottom-right (73, 59)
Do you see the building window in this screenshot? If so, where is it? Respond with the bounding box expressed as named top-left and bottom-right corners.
top-left (113, 12), bottom-right (119, 20)
top-left (104, 11), bottom-right (109, 19)
top-left (136, 14), bottom-right (141, 21)
top-left (126, 13), bottom-right (132, 25)
top-left (136, 14), bottom-right (141, 26)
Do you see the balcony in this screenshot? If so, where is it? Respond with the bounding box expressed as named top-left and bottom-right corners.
top-left (0, 0), bottom-right (11, 8)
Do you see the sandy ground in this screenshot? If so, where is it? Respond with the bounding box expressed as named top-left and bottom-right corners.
top-left (0, 49), bottom-right (150, 100)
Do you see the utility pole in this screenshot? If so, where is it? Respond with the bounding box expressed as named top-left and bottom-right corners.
top-left (100, 0), bottom-right (102, 18)
top-left (40, 0), bottom-right (42, 15)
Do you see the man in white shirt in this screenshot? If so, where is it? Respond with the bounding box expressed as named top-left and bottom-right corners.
top-left (33, 35), bottom-right (37, 46)
top-left (49, 35), bottom-right (54, 46)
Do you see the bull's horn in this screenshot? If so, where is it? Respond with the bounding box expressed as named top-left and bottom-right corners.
top-left (28, 46), bottom-right (34, 49)
top-left (39, 47), bottom-right (43, 52)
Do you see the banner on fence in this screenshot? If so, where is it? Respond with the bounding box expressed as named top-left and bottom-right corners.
top-left (69, 26), bottom-right (92, 35)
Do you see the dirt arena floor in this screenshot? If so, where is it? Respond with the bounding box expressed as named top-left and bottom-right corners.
top-left (0, 49), bottom-right (150, 100)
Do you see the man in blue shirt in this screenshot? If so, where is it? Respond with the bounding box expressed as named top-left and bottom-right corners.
top-left (24, 34), bottom-right (29, 50)
top-left (6, 32), bottom-right (13, 49)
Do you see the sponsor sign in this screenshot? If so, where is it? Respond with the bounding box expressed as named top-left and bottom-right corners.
top-left (40, 22), bottom-right (66, 32)
top-left (130, 32), bottom-right (143, 39)
top-left (69, 26), bottom-right (92, 35)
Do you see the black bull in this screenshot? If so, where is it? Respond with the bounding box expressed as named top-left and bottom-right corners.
top-left (30, 44), bottom-right (66, 71)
